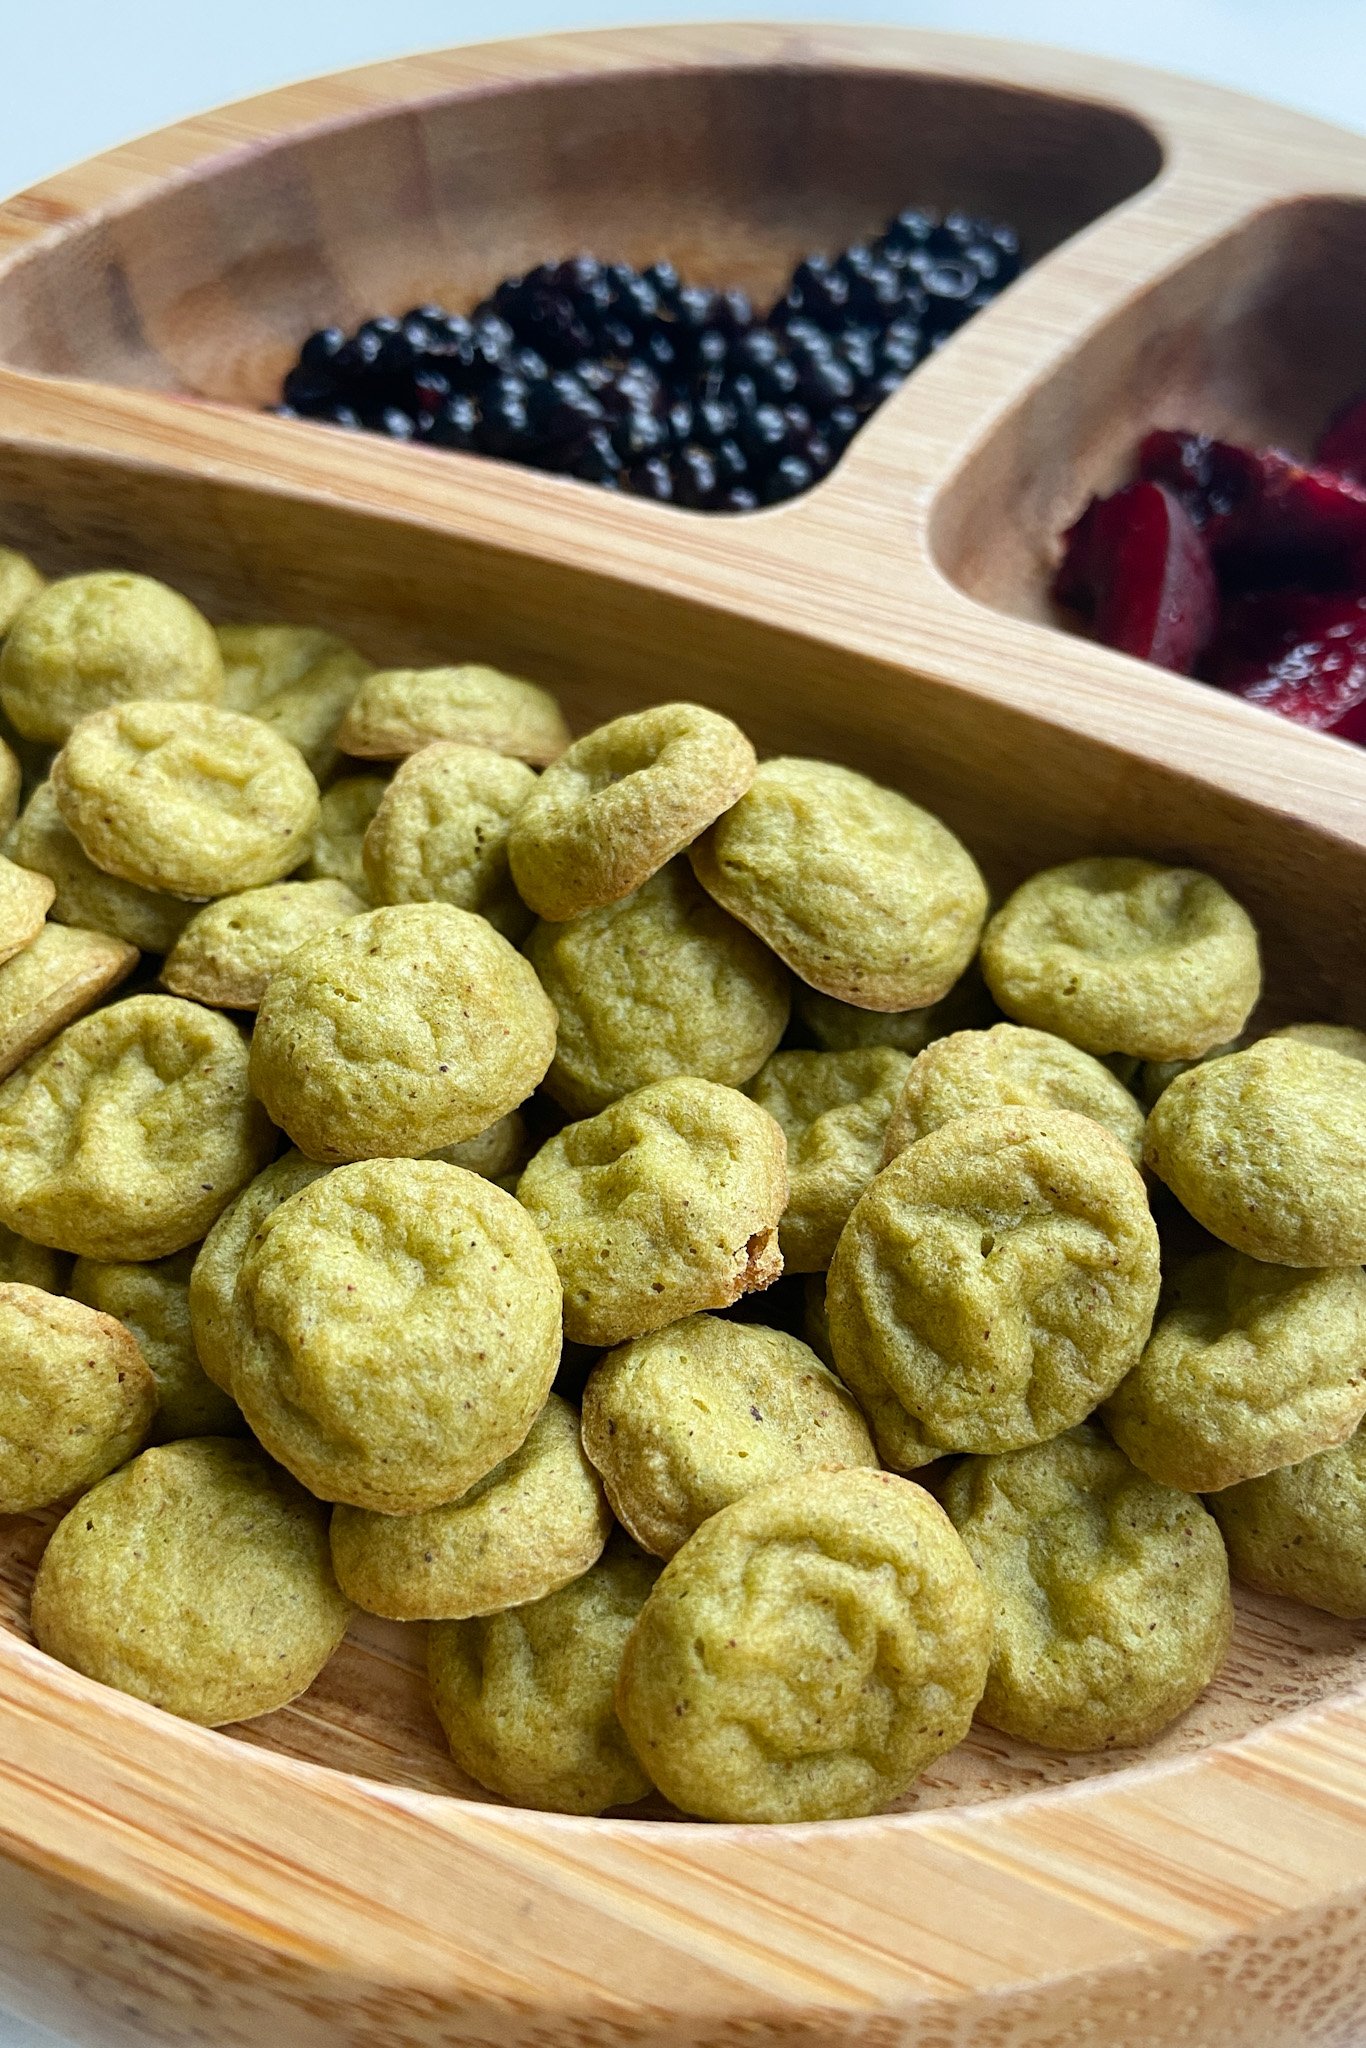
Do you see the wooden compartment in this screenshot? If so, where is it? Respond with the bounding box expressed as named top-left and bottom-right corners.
top-left (0, 24), bottom-right (1362, 2048)
top-left (936, 194), bottom-right (1366, 625)
top-left (0, 61), bottom-right (1159, 408)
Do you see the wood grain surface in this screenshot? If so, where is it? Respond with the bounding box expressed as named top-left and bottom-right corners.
top-left (0, 22), bottom-right (1360, 2048)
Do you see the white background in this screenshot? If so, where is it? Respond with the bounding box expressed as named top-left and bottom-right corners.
top-left (1, 2), bottom-right (1361, 2043)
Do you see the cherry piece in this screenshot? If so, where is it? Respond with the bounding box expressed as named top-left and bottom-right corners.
top-left (1137, 429), bottom-right (1257, 530)
top-left (1206, 589), bottom-right (1366, 730)
top-left (1053, 481), bottom-right (1218, 673)
top-left (1316, 392), bottom-right (1366, 483)
top-left (1331, 697), bottom-right (1366, 744)
top-left (1139, 428), bottom-right (1366, 565)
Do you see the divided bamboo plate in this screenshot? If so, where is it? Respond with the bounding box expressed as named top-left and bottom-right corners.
top-left (0, 23), bottom-right (1363, 2048)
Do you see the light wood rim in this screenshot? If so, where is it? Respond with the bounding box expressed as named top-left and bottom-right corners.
top-left (0, 26), bottom-right (1364, 854)
top-left (0, 24), bottom-right (1362, 2035)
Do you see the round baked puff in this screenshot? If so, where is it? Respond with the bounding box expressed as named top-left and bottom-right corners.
top-left (188, 1152), bottom-right (331, 1392)
top-left (1210, 1428), bottom-right (1366, 1618)
top-left (52, 702), bottom-right (320, 899)
top-left (1104, 1248), bottom-right (1366, 1493)
top-left (228, 1159), bottom-right (562, 1515)
top-left (826, 1106), bottom-right (1160, 1470)
top-left (1144, 1037), bottom-right (1366, 1266)
top-left (0, 735), bottom-right (20, 838)
top-left (0, 923), bottom-right (139, 1084)
top-left (162, 880), bottom-right (366, 1010)
top-left (689, 756), bottom-right (988, 1011)
top-left (748, 1047), bottom-right (913, 1270)
top-left (301, 774), bottom-right (388, 898)
top-left (527, 859), bottom-right (790, 1116)
top-left (361, 740), bottom-right (536, 940)
top-left (942, 1426), bottom-right (1232, 1752)
top-left (0, 1222), bottom-right (64, 1293)
top-left (330, 1395), bottom-right (611, 1620)
top-left (1269, 1021), bottom-right (1366, 1063)
top-left (249, 902), bottom-right (556, 1161)
top-left (1138, 1040), bottom-right (1241, 1109)
top-left (0, 1284), bottom-right (157, 1511)
top-left (0, 994), bottom-right (274, 1261)
top-left (880, 1023), bottom-right (1146, 1168)
top-left (980, 857), bottom-right (1260, 1061)
top-left (70, 1249), bottom-right (242, 1442)
top-left (0, 855), bottom-right (53, 966)
top-left (508, 703), bottom-right (755, 922)
top-left (794, 962), bottom-right (998, 1055)
top-left (338, 664), bottom-right (570, 766)
top-left (429, 1533), bottom-right (658, 1814)
top-left (0, 572), bottom-right (223, 744)
top-left (428, 1109), bottom-right (528, 1183)
top-left (516, 1076), bottom-right (789, 1347)
top-left (31, 1438), bottom-right (352, 1725)
top-left (216, 623), bottom-right (371, 779)
top-left (0, 546), bottom-right (46, 639)
top-left (615, 1468), bottom-right (990, 1823)
top-left (581, 1314), bottom-right (877, 1557)
top-left (7, 782), bottom-right (193, 953)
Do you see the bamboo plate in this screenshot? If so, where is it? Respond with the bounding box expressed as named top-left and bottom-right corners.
top-left (0, 23), bottom-right (1363, 2048)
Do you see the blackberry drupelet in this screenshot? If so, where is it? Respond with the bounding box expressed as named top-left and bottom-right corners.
top-left (274, 204), bottom-right (1021, 510)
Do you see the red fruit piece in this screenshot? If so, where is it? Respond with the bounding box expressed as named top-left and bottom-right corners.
top-left (1053, 480), bottom-right (1218, 673)
top-left (1316, 392), bottom-right (1366, 483)
top-left (1206, 589), bottom-right (1366, 730)
top-left (1137, 429), bottom-right (1257, 530)
top-left (1332, 697), bottom-right (1366, 744)
top-left (1139, 428), bottom-right (1366, 563)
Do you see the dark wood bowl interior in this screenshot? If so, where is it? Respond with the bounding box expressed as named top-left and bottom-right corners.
top-left (934, 195), bottom-right (1366, 623)
top-left (0, 66), bottom-right (1160, 409)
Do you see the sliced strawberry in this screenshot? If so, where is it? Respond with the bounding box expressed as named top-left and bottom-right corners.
top-left (1316, 392), bottom-right (1366, 483)
top-left (1052, 480), bottom-right (1218, 673)
top-left (1206, 589), bottom-right (1366, 729)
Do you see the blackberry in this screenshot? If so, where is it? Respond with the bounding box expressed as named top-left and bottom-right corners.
top-left (837, 246), bottom-right (909, 323)
top-left (693, 396), bottom-right (738, 447)
top-left (736, 402), bottom-right (792, 470)
top-left (281, 366), bottom-right (340, 416)
top-left (642, 259), bottom-right (682, 308)
top-left (673, 445), bottom-right (720, 509)
top-left (919, 260), bottom-right (981, 336)
top-left (475, 376), bottom-right (535, 458)
top-left (611, 408), bottom-right (669, 464)
top-left (713, 437), bottom-right (749, 488)
top-left (773, 255), bottom-right (851, 332)
top-left (298, 326), bottom-right (346, 374)
top-left (733, 329), bottom-right (801, 405)
top-left (666, 397), bottom-right (696, 446)
top-left (422, 394), bottom-right (479, 449)
top-left (629, 456), bottom-right (676, 502)
top-left (880, 207), bottom-right (938, 258)
top-left (836, 327), bottom-right (879, 398)
top-left (640, 330), bottom-right (680, 380)
top-left (877, 323), bottom-right (925, 380)
top-left (762, 455), bottom-right (816, 504)
top-left (570, 426), bottom-right (624, 484)
top-left (273, 202), bottom-right (1022, 508)
top-left (525, 370), bottom-right (607, 453)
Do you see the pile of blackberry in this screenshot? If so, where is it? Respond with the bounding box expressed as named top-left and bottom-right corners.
top-left (275, 208), bottom-right (1021, 511)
